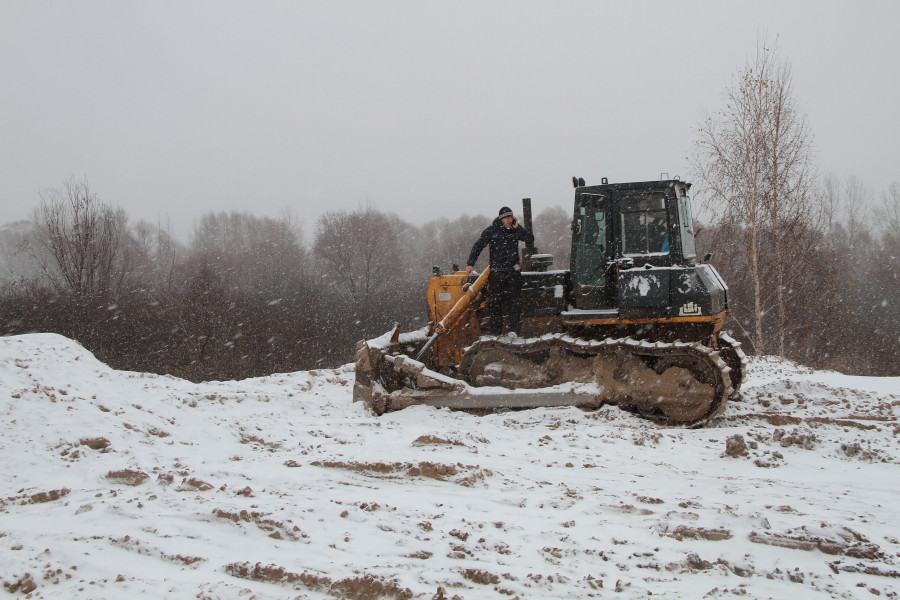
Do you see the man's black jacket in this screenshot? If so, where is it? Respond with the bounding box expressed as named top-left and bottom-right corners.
top-left (467, 217), bottom-right (535, 271)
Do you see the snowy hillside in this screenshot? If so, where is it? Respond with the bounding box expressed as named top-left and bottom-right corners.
top-left (0, 334), bottom-right (897, 599)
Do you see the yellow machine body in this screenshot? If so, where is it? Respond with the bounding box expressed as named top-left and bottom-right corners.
top-left (425, 272), bottom-right (484, 368)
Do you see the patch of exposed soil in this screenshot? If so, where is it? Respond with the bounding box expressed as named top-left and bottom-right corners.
top-left (828, 561), bottom-right (900, 578)
top-left (3, 572), bottom-right (37, 594)
top-left (330, 574), bottom-right (414, 600)
top-left (240, 433), bottom-right (281, 449)
top-left (666, 553), bottom-right (715, 573)
top-left (749, 525), bottom-right (883, 559)
top-left (662, 525), bottom-right (733, 541)
top-left (79, 437), bottom-right (110, 450)
top-left (26, 488), bottom-right (70, 504)
top-left (773, 428), bottom-right (818, 449)
top-left (310, 460), bottom-right (491, 486)
top-left (212, 508), bottom-right (307, 541)
top-left (106, 469), bottom-right (149, 486)
top-left (176, 477), bottom-right (214, 492)
top-left (412, 435), bottom-right (465, 447)
top-left (3, 487), bottom-right (71, 505)
top-left (225, 562), bottom-right (414, 599)
top-left (733, 413), bottom-right (882, 430)
top-left (225, 562), bottom-right (331, 591)
top-left (724, 435), bottom-right (748, 457)
top-left (110, 535), bottom-right (205, 566)
top-left (460, 568), bottom-right (500, 585)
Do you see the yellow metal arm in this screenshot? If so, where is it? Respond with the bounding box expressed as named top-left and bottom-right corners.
top-left (415, 267), bottom-right (490, 361)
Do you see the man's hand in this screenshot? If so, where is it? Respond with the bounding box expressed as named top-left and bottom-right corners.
top-left (465, 265), bottom-right (474, 274)
top-left (511, 216), bottom-right (519, 228)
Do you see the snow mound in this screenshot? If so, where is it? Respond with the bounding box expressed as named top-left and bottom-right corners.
top-left (0, 334), bottom-right (897, 599)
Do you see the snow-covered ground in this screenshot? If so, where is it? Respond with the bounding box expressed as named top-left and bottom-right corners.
top-left (0, 333), bottom-right (897, 599)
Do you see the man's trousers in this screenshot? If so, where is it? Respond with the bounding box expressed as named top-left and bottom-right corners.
top-left (488, 270), bottom-right (523, 335)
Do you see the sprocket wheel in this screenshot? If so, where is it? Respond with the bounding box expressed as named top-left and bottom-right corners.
top-left (649, 352), bottom-right (723, 424)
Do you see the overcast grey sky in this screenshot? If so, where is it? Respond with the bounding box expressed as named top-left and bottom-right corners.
top-left (2, 1), bottom-right (898, 239)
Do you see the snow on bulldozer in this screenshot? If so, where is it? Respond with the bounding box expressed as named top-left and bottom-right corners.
top-left (353, 177), bottom-right (746, 426)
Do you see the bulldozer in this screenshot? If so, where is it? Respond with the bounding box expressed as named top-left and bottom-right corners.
top-left (353, 177), bottom-right (746, 426)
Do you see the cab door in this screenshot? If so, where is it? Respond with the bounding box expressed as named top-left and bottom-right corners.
top-left (571, 193), bottom-right (615, 309)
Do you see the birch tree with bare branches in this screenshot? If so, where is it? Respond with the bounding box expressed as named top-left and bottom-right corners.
top-left (692, 38), bottom-right (819, 355)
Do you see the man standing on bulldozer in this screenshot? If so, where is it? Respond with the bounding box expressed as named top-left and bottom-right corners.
top-left (466, 206), bottom-right (535, 336)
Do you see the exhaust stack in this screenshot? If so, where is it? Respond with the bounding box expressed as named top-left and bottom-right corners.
top-left (520, 197), bottom-right (553, 272)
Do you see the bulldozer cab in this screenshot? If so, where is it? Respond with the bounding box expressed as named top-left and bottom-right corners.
top-left (571, 180), bottom-right (696, 311)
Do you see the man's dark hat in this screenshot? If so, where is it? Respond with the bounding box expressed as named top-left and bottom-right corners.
top-left (498, 207), bottom-right (514, 218)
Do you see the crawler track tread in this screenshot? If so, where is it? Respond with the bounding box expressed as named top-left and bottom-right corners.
top-left (459, 334), bottom-right (734, 426)
top-left (354, 332), bottom-right (741, 427)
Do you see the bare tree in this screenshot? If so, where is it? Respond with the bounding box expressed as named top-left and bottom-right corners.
top-left (821, 173), bottom-right (842, 233)
top-left (189, 211), bottom-right (308, 297)
top-left (313, 207), bottom-right (406, 304)
top-left (312, 205), bottom-right (424, 341)
top-left (842, 175), bottom-right (873, 243)
top-left (691, 37), bottom-right (819, 355)
top-left (131, 218), bottom-right (185, 296)
top-left (533, 205), bottom-right (572, 269)
top-left (0, 220), bottom-right (39, 282)
top-left (875, 181), bottom-right (900, 241)
top-left (418, 214), bottom-right (488, 274)
top-left (763, 53), bottom-right (819, 354)
top-left (28, 177), bottom-right (130, 297)
top-left (416, 207), bottom-right (572, 275)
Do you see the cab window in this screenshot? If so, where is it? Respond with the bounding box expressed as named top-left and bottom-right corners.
top-left (620, 194), bottom-right (669, 255)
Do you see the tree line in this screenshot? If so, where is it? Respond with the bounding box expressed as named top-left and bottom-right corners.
top-left (1, 39), bottom-right (896, 379)
top-left (0, 169), bottom-right (895, 381)
top-left (696, 176), bottom-right (898, 376)
top-left (0, 181), bottom-right (575, 381)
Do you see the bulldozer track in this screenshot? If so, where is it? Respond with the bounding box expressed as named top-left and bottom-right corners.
top-left (354, 331), bottom-right (743, 427)
top-left (717, 332), bottom-right (748, 392)
top-left (457, 334), bottom-right (735, 426)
